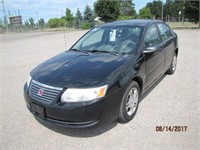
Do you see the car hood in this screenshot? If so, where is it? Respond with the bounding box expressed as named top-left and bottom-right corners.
top-left (31, 51), bottom-right (132, 88)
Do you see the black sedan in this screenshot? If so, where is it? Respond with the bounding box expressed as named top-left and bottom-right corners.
top-left (24, 19), bottom-right (178, 128)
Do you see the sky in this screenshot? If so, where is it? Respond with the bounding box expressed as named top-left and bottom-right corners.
top-left (0, 0), bottom-right (153, 23)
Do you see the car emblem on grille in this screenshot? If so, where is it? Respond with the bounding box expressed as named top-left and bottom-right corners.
top-left (37, 89), bottom-right (44, 96)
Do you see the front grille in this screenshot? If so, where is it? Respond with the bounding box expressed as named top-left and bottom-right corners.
top-left (29, 80), bottom-right (63, 104)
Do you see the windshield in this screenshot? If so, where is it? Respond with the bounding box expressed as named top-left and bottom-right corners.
top-left (71, 26), bottom-right (143, 55)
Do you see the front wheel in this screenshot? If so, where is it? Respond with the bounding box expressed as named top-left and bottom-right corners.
top-left (166, 53), bottom-right (177, 74)
top-left (118, 81), bottom-right (140, 123)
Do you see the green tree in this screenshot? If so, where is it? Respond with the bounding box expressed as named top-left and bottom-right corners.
top-left (38, 18), bottom-right (45, 30)
top-left (83, 5), bottom-right (94, 28)
top-left (65, 8), bottom-right (74, 28)
top-left (139, 7), bottom-right (152, 19)
top-left (164, 0), bottom-right (199, 24)
top-left (0, 19), bottom-right (4, 28)
top-left (24, 19), bottom-right (29, 27)
top-left (29, 17), bottom-right (35, 27)
top-left (94, 0), bottom-right (120, 22)
top-left (164, 0), bottom-right (184, 19)
top-left (184, 1), bottom-right (199, 25)
top-left (65, 8), bottom-right (73, 21)
top-left (164, 0), bottom-right (174, 17)
top-left (146, 0), bottom-right (162, 18)
top-left (120, 0), bottom-right (136, 17)
top-left (75, 8), bottom-right (82, 29)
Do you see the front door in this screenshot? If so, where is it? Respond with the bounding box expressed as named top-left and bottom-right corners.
top-left (143, 24), bottom-right (164, 88)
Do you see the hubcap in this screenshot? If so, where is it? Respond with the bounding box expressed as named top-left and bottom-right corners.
top-left (126, 87), bottom-right (138, 116)
top-left (172, 55), bottom-right (177, 71)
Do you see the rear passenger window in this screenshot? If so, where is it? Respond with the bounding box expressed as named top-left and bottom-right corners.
top-left (144, 24), bottom-right (160, 47)
top-left (157, 23), bottom-right (173, 41)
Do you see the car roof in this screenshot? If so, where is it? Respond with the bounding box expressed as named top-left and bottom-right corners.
top-left (99, 19), bottom-right (163, 27)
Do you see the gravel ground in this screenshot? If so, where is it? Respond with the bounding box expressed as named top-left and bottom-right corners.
top-left (1, 29), bottom-right (200, 150)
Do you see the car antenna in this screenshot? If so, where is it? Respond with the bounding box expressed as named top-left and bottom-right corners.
top-left (61, 10), bottom-right (67, 50)
top-left (63, 22), bottom-right (67, 50)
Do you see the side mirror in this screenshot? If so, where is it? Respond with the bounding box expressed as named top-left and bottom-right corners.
top-left (143, 46), bottom-right (158, 54)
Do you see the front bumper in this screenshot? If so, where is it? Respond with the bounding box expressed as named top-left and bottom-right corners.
top-left (24, 83), bottom-right (123, 128)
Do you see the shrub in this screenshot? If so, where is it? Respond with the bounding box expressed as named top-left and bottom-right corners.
top-left (81, 21), bottom-right (91, 29)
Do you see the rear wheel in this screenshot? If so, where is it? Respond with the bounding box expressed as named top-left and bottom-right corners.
top-left (166, 53), bottom-right (177, 74)
top-left (118, 81), bottom-right (140, 123)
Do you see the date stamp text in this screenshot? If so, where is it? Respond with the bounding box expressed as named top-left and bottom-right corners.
top-left (156, 126), bottom-right (187, 132)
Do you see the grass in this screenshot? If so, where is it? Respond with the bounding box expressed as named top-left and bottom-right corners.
top-left (41, 27), bottom-right (83, 32)
top-left (167, 22), bottom-right (199, 28)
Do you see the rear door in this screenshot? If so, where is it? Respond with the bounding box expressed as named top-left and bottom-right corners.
top-left (157, 23), bottom-right (175, 72)
top-left (143, 24), bottom-right (164, 88)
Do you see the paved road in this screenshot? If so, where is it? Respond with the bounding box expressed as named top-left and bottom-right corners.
top-left (1, 30), bottom-right (199, 149)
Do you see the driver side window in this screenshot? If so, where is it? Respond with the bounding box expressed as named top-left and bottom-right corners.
top-left (144, 24), bottom-right (161, 47)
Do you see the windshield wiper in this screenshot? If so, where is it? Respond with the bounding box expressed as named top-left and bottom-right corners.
top-left (69, 49), bottom-right (90, 54)
top-left (87, 49), bottom-right (118, 56)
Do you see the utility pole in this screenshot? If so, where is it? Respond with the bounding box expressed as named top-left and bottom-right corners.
top-left (199, 0), bottom-right (200, 28)
top-left (161, 0), bottom-right (163, 21)
top-left (123, 0), bottom-right (125, 16)
top-left (1, 0), bottom-right (8, 31)
top-left (182, 0), bottom-right (185, 28)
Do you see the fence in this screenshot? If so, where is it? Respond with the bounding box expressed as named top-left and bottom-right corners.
top-left (0, 20), bottom-right (104, 33)
top-left (0, 17), bottom-right (199, 33)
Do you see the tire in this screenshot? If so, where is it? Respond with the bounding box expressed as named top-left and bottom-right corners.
top-left (166, 53), bottom-right (177, 75)
top-left (118, 81), bottom-right (140, 123)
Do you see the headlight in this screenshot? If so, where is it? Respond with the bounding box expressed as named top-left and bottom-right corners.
top-left (27, 75), bottom-right (32, 87)
top-left (61, 85), bottom-right (108, 103)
